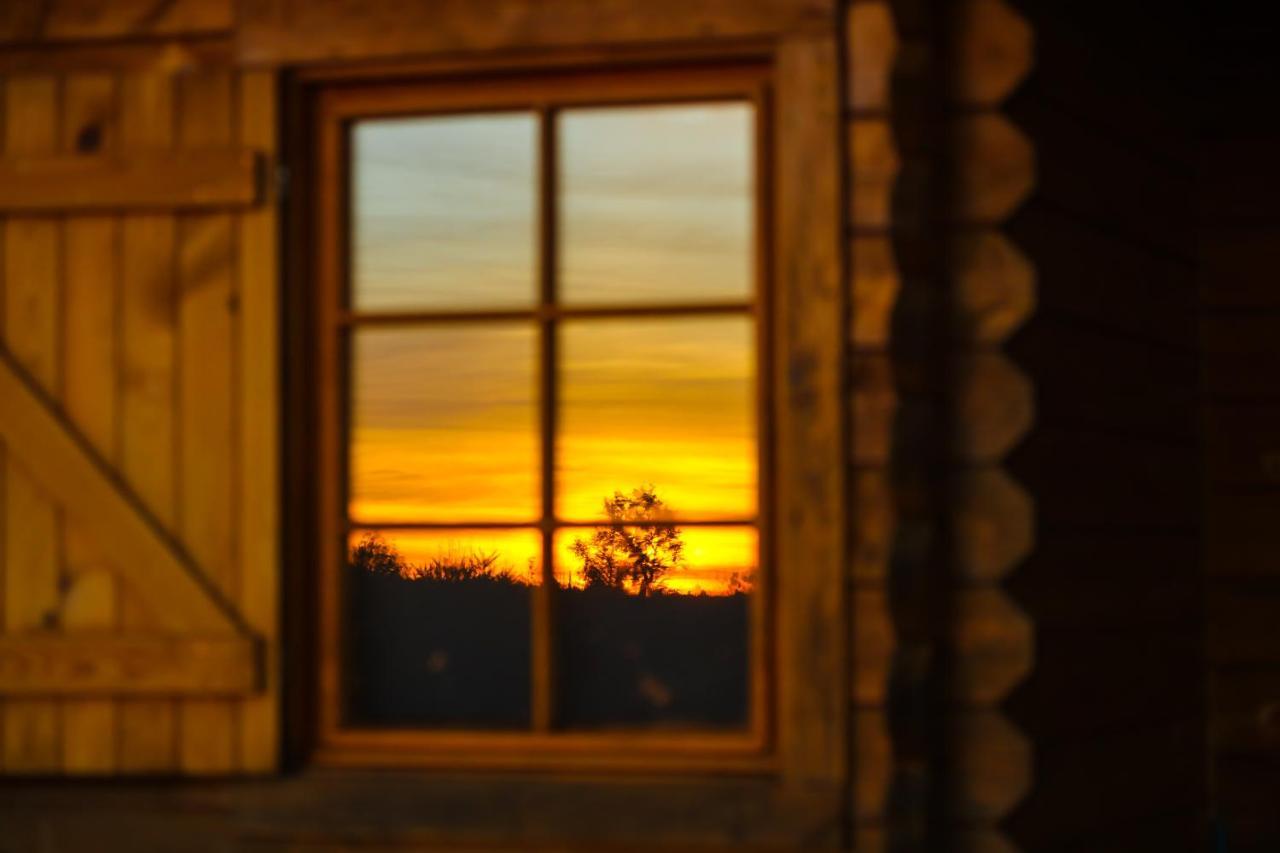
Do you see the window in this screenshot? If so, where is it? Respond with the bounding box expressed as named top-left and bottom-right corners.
top-left (312, 66), bottom-right (774, 769)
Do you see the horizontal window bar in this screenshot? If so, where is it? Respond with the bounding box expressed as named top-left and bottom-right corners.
top-left (348, 517), bottom-right (758, 531)
top-left (339, 300), bottom-right (754, 326)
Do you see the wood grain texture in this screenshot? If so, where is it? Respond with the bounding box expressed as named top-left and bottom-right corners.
top-left (2, 73), bottom-right (62, 774)
top-left (0, 150), bottom-right (260, 212)
top-left (0, 632), bottom-right (255, 695)
top-left (773, 32), bottom-right (847, 786)
top-left (0, 0), bottom-right (232, 43)
top-left (0, 351), bottom-right (241, 635)
top-left (60, 71), bottom-right (120, 775)
top-left (117, 71), bottom-right (180, 773)
top-left (236, 69), bottom-right (280, 774)
top-left (846, 0), bottom-right (896, 113)
top-left (176, 68), bottom-right (238, 775)
top-left (849, 118), bottom-right (898, 230)
top-left (850, 235), bottom-right (898, 349)
top-left (237, 0), bottom-right (832, 64)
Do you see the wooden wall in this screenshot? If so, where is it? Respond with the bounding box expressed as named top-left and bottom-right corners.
top-left (997, 2), bottom-right (1205, 850)
top-left (1200, 12), bottom-right (1280, 852)
top-left (845, 0), bottom-right (1036, 849)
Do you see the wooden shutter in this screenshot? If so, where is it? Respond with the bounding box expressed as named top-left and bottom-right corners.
top-left (0, 67), bottom-right (279, 775)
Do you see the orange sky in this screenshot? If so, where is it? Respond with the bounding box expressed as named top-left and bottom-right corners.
top-left (348, 103), bottom-right (756, 594)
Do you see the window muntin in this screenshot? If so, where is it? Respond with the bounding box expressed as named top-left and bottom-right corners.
top-left (317, 70), bottom-right (771, 765)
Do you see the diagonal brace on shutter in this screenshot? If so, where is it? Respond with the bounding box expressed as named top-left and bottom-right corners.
top-left (0, 347), bottom-right (249, 637)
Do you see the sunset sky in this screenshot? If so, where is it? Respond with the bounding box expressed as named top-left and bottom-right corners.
top-left (348, 103), bottom-right (756, 594)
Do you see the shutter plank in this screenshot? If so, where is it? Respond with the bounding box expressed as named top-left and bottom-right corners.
top-left (60, 71), bottom-right (120, 775)
top-left (2, 74), bottom-right (62, 774)
top-left (176, 69), bottom-right (238, 775)
top-left (117, 72), bottom-right (179, 772)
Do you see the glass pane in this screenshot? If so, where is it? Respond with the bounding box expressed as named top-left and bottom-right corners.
top-left (349, 324), bottom-right (539, 523)
top-left (557, 316), bottom-right (756, 521)
top-left (558, 103), bottom-right (754, 305)
top-left (345, 528), bottom-right (539, 727)
top-left (352, 113), bottom-right (537, 311)
top-left (554, 525), bottom-right (755, 728)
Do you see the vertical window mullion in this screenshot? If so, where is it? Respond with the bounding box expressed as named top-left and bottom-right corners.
top-left (532, 105), bottom-right (558, 732)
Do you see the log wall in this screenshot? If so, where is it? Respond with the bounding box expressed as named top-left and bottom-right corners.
top-left (1200, 13), bottom-right (1280, 853)
top-left (999, 3), bottom-right (1205, 850)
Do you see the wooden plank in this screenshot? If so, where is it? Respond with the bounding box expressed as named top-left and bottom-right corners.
top-left (1205, 402), bottom-right (1280, 487)
top-left (774, 31), bottom-right (846, 786)
top-left (852, 708), bottom-right (890, 822)
top-left (0, 150), bottom-right (260, 212)
top-left (1207, 492), bottom-right (1280, 579)
top-left (845, 1), bottom-right (896, 114)
top-left (1007, 204), bottom-right (1195, 352)
top-left (60, 71), bottom-right (119, 775)
top-left (1010, 427), bottom-right (1199, 531)
top-left (2, 73), bottom-right (62, 774)
top-left (1008, 533), bottom-right (1199, 629)
top-left (850, 352), bottom-right (895, 466)
top-left (1203, 313), bottom-right (1280, 398)
top-left (1006, 629), bottom-right (1200, 739)
top-left (1201, 224), bottom-right (1280, 309)
top-left (0, 632), bottom-right (256, 696)
top-left (0, 39), bottom-right (233, 76)
top-left (852, 589), bottom-right (893, 706)
top-left (851, 468), bottom-right (894, 584)
top-left (59, 572), bottom-right (117, 770)
top-left (1209, 665), bottom-right (1280, 756)
top-left (0, 352), bottom-right (242, 635)
top-left (849, 235), bottom-right (897, 349)
top-left (176, 68), bottom-right (237, 775)
top-left (117, 71), bottom-right (179, 773)
top-left (0, 0), bottom-right (232, 43)
top-left (236, 69), bottom-right (280, 773)
top-left (237, 0), bottom-right (833, 64)
top-left (1009, 314), bottom-right (1198, 440)
top-left (848, 118), bottom-right (898, 230)
top-left (1210, 584), bottom-right (1280, 666)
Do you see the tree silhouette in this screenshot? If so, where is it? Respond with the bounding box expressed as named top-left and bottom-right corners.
top-left (570, 486), bottom-right (684, 597)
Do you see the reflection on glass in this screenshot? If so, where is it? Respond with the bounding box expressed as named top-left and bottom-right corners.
top-left (559, 103), bottom-right (754, 305)
top-left (345, 528), bottom-right (538, 727)
top-left (553, 522), bottom-right (755, 728)
top-left (349, 324), bottom-right (539, 523)
top-left (557, 316), bottom-right (756, 521)
top-left (352, 113), bottom-right (537, 311)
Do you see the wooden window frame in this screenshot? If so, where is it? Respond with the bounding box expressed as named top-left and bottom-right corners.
top-left (289, 35), bottom-right (845, 794)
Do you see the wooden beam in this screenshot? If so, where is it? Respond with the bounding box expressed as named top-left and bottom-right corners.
top-left (0, 0), bottom-right (232, 43)
top-left (0, 150), bottom-right (260, 212)
top-left (0, 349), bottom-right (243, 635)
top-left (0, 633), bottom-right (257, 696)
top-left (237, 0), bottom-right (833, 65)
